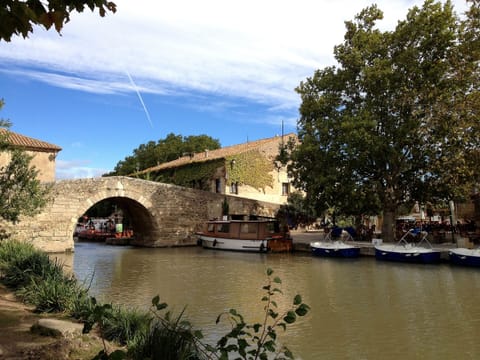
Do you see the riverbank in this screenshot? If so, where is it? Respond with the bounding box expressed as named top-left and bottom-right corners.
top-left (0, 284), bottom-right (108, 359)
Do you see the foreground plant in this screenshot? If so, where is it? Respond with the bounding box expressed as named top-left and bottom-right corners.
top-left (147, 268), bottom-right (310, 360)
top-left (207, 267), bottom-right (310, 360)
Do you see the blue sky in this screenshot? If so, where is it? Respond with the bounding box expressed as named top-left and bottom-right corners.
top-left (0, 0), bottom-right (467, 179)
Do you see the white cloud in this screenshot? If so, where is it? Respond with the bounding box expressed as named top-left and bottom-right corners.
top-left (0, 0), bottom-right (469, 113)
top-left (56, 159), bottom-right (108, 179)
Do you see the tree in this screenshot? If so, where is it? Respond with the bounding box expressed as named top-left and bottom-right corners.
top-left (0, 101), bottom-right (50, 223)
top-left (107, 133), bottom-right (221, 176)
top-left (0, 100), bottom-right (49, 222)
top-left (290, 0), bottom-right (480, 241)
top-left (1, 0), bottom-right (116, 42)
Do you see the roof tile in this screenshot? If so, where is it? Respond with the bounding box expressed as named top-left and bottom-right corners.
top-left (0, 128), bottom-right (62, 152)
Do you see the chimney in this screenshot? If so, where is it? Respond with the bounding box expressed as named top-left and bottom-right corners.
top-left (205, 149), bottom-right (209, 158)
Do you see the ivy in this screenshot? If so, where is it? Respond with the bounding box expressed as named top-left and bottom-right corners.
top-left (226, 151), bottom-right (274, 191)
top-left (146, 159), bottom-right (224, 190)
top-left (143, 150), bottom-right (275, 192)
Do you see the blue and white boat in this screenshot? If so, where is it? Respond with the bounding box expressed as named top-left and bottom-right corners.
top-left (449, 248), bottom-right (480, 267)
top-left (310, 228), bottom-right (360, 258)
top-left (375, 229), bottom-right (441, 264)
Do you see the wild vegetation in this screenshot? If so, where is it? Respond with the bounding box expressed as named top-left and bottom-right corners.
top-left (0, 239), bottom-right (309, 359)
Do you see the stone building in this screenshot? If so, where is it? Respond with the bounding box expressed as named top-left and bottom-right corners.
top-left (137, 134), bottom-right (297, 205)
top-left (0, 128), bottom-right (62, 183)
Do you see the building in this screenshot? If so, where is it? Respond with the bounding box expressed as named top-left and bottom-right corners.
top-left (137, 134), bottom-right (297, 205)
top-left (0, 129), bottom-right (62, 183)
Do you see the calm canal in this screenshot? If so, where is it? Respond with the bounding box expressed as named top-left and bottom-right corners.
top-left (57, 242), bottom-right (480, 359)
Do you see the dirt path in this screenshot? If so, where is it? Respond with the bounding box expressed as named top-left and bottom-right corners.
top-left (0, 285), bottom-right (104, 359)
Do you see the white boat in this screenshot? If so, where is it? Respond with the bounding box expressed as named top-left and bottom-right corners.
top-left (375, 229), bottom-right (441, 264)
top-left (196, 215), bottom-right (292, 253)
top-left (310, 228), bottom-right (360, 258)
top-left (449, 247), bottom-right (480, 267)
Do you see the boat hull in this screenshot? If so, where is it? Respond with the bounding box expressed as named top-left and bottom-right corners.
top-left (375, 245), bottom-right (441, 264)
top-left (449, 248), bottom-right (480, 267)
top-left (310, 242), bottom-right (360, 258)
top-left (200, 235), bottom-right (288, 253)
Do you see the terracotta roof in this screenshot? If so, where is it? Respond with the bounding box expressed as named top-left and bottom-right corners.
top-left (0, 128), bottom-right (62, 152)
top-left (138, 133), bottom-right (295, 174)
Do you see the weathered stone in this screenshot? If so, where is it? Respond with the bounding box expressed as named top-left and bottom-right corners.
top-left (6, 176), bottom-right (280, 253)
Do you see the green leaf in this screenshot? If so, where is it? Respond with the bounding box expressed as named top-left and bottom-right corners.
top-left (295, 303), bottom-right (310, 316)
top-left (284, 347), bottom-right (294, 359)
top-left (156, 302), bottom-right (168, 311)
top-left (283, 311), bottom-right (296, 324)
top-left (264, 340), bottom-right (276, 352)
top-left (293, 294), bottom-right (302, 305)
top-left (273, 276), bottom-right (282, 284)
top-left (266, 268), bottom-right (273, 276)
top-left (194, 330), bottom-right (203, 339)
top-left (151, 295), bottom-right (159, 306)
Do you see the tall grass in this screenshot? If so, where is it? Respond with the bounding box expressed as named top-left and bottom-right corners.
top-left (0, 240), bottom-right (63, 288)
top-left (0, 239), bottom-right (201, 359)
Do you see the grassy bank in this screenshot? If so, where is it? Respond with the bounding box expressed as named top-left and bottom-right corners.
top-left (0, 239), bottom-right (309, 360)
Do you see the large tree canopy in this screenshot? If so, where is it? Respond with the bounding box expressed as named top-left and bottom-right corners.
top-left (107, 133), bottom-right (221, 176)
top-left (289, 0), bottom-right (480, 240)
top-left (0, 0), bottom-right (116, 42)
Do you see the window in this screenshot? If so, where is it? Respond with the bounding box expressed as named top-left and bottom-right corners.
top-left (215, 179), bottom-right (221, 193)
top-left (282, 182), bottom-right (290, 196)
top-left (217, 223), bottom-right (230, 233)
top-left (240, 223), bottom-right (258, 233)
top-left (230, 182), bottom-right (238, 194)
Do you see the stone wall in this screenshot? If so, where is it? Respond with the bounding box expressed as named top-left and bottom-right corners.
top-left (2, 176), bottom-right (279, 253)
top-left (0, 150), bottom-right (57, 183)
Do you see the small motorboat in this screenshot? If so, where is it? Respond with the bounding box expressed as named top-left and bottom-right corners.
top-left (375, 229), bottom-right (441, 264)
top-left (449, 247), bottom-right (480, 267)
top-left (310, 228), bottom-right (360, 258)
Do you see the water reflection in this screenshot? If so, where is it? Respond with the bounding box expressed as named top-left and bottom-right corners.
top-left (61, 242), bottom-right (480, 359)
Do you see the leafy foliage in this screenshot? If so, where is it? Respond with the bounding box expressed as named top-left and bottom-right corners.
top-left (290, 1), bottom-right (480, 240)
top-left (107, 133), bottom-right (221, 176)
top-left (227, 151), bottom-right (274, 191)
top-left (277, 192), bottom-right (317, 228)
top-left (0, 105), bottom-right (50, 223)
top-left (0, 0), bottom-right (117, 42)
top-left (208, 267), bottom-right (309, 360)
top-left (0, 149), bottom-right (50, 222)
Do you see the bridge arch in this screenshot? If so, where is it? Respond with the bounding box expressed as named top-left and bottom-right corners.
top-left (9, 176), bottom-right (280, 253)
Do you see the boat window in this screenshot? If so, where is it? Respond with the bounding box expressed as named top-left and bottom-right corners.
top-left (266, 221), bottom-right (280, 233)
top-left (240, 223), bottom-right (258, 233)
top-left (217, 223), bottom-right (230, 233)
top-left (207, 223), bottom-right (215, 232)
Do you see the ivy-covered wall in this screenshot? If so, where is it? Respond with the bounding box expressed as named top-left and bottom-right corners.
top-left (226, 150), bottom-right (274, 191)
top-left (142, 149), bottom-right (275, 193)
top-left (144, 159), bottom-right (224, 191)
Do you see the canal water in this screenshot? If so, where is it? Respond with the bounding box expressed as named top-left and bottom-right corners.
top-left (58, 242), bottom-right (480, 359)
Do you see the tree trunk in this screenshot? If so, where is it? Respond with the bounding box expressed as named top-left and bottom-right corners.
top-left (382, 208), bottom-right (397, 242)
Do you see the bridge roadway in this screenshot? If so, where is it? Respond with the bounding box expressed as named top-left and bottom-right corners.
top-left (8, 176), bottom-right (279, 253)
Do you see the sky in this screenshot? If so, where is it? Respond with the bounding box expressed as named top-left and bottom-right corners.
top-left (0, 0), bottom-right (469, 179)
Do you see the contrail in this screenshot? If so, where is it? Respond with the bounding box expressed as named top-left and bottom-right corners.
top-left (126, 71), bottom-right (153, 128)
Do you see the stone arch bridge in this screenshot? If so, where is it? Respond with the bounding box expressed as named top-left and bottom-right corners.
top-left (9, 176), bottom-right (280, 253)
